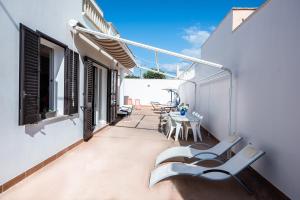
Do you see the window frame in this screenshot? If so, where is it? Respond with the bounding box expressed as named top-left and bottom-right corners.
top-left (37, 31), bottom-right (69, 119)
top-left (19, 24), bottom-right (81, 125)
top-left (39, 43), bottom-right (55, 117)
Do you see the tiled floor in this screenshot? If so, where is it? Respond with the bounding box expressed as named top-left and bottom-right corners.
top-left (0, 107), bottom-right (288, 200)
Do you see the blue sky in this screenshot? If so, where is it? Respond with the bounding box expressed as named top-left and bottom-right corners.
top-left (96, 0), bottom-right (266, 75)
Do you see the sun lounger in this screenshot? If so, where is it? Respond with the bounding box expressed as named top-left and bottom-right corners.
top-left (151, 101), bottom-right (177, 113)
top-left (155, 135), bottom-right (242, 166)
top-left (149, 144), bottom-right (265, 193)
top-left (119, 105), bottom-right (133, 115)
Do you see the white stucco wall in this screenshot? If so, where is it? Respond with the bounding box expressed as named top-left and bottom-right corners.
top-left (123, 79), bottom-right (183, 105)
top-left (179, 0), bottom-right (300, 198)
top-left (0, 0), bottom-right (119, 185)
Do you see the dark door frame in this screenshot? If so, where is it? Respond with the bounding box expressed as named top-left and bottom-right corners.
top-left (83, 57), bottom-right (95, 141)
top-left (83, 56), bottom-right (109, 140)
top-left (107, 69), bottom-right (118, 124)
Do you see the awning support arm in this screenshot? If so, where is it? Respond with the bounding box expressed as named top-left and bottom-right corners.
top-left (155, 51), bottom-right (159, 71)
top-left (71, 25), bottom-right (223, 69)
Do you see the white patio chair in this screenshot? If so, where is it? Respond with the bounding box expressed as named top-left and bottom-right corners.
top-left (167, 118), bottom-right (183, 141)
top-left (155, 135), bottom-right (242, 166)
top-left (166, 118), bottom-right (176, 139)
top-left (174, 122), bottom-right (184, 141)
top-left (184, 113), bottom-right (203, 141)
top-left (195, 114), bottom-right (204, 140)
top-left (150, 144), bottom-right (265, 194)
top-left (160, 113), bottom-right (169, 121)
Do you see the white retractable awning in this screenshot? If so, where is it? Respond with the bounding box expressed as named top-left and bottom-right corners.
top-left (70, 20), bottom-right (136, 68)
top-left (83, 34), bottom-right (136, 68)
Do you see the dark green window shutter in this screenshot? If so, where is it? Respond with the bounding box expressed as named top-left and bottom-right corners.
top-left (106, 69), bottom-right (112, 123)
top-left (19, 24), bottom-right (40, 125)
top-left (64, 48), bottom-right (79, 115)
top-left (83, 58), bottom-right (95, 141)
top-left (107, 69), bottom-right (118, 123)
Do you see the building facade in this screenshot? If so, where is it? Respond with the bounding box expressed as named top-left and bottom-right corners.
top-left (179, 0), bottom-right (300, 198)
top-left (0, 0), bottom-right (134, 188)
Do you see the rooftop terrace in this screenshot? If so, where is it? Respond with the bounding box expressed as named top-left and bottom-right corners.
top-left (0, 107), bottom-right (288, 200)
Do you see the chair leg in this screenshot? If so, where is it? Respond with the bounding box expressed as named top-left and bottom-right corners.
top-left (197, 124), bottom-right (203, 141)
top-left (190, 123), bottom-right (198, 142)
top-left (232, 175), bottom-right (253, 195)
top-left (175, 123), bottom-right (182, 141)
top-left (168, 127), bottom-right (175, 140)
top-left (181, 127), bottom-right (184, 139)
top-left (185, 128), bottom-right (189, 141)
top-left (165, 123), bottom-right (170, 136)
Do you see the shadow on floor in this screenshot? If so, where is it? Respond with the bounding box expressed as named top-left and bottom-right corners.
top-left (173, 128), bottom-right (289, 200)
top-left (112, 107), bottom-right (289, 200)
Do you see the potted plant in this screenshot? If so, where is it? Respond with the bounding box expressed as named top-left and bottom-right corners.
top-left (45, 109), bottom-right (57, 119)
top-left (179, 105), bottom-right (189, 116)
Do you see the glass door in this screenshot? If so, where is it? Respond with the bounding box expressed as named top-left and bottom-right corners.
top-left (107, 69), bottom-right (118, 123)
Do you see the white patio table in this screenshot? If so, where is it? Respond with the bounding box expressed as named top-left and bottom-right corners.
top-left (169, 112), bottom-right (200, 142)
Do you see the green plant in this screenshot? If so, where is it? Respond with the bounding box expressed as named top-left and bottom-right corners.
top-left (143, 69), bottom-right (166, 79)
top-left (125, 74), bottom-right (140, 79)
top-left (179, 105), bottom-right (189, 112)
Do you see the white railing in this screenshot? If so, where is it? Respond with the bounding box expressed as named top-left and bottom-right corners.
top-left (82, 0), bottom-right (118, 35)
top-left (107, 22), bottom-right (119, 36)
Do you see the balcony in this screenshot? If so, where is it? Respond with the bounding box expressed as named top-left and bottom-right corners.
top-left (82, 0), bottom-right (118, 36)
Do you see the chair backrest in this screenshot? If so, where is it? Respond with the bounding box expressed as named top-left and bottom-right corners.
top-left (219, 144), bottom-right (265, 176)
top-left (193, 113), bottom-right (203, 123)
top-left (198, 115), bottom-right (204, 123)
top-left (206, 135), bottom-right (242, 156)
top-left (128, 98), bottom-right (133, 105)
top-left (135, 99), bottom-right (141, 110)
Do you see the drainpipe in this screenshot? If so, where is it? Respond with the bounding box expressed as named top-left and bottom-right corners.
top-left (221, 67), bottom-right (233, 136)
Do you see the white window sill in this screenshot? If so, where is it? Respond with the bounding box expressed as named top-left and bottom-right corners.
top-left (25, 113), bottom-right (79, 128)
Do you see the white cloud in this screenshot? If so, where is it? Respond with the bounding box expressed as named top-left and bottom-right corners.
top-left (182, 26), bottom-right (210, 46)
top-left (134, 25), bottom-right (213, 74)
top-left (181, 26), bottom-right (211, 58)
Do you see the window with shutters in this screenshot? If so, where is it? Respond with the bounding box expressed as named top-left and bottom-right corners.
top-left (19, 24), bottom-right (77, 125)
top-left (64, 49), bottom-right (79, 116)
top-left (38, 38), bottom-right (65, 119)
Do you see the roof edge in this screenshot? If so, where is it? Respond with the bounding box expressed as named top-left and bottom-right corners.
top-left (201, 0), bottom-right (270, 50)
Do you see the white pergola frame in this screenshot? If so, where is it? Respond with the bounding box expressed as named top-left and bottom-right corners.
top-left (69, 19), bottom-right (233, 135)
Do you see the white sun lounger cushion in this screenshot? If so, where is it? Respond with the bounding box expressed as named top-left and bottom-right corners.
top-left (155, 136), bottom-right (242, 166)
top-left (149, 145), bottom-right (264, 187)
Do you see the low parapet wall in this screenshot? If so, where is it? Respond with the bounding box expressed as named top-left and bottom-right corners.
top-left (122, 79), bottom-right (183, 105)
